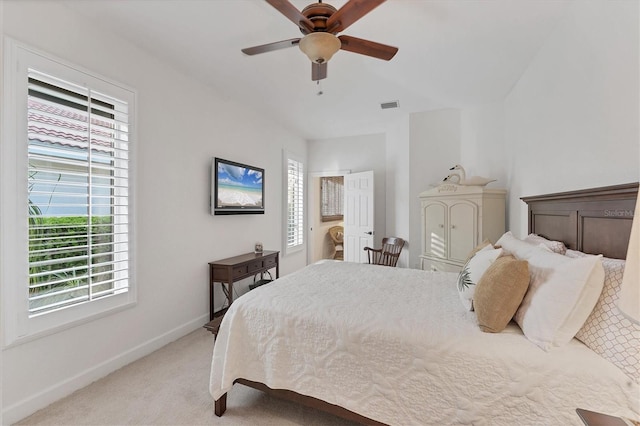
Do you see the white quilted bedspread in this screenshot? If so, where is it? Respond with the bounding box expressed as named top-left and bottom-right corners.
top-left (210, 261), bottom-right (640, 425)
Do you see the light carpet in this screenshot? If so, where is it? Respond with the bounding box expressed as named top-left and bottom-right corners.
top-left (16, 328), bottom-right (357, 425)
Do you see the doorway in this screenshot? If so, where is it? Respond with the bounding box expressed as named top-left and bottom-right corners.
top-left (308, 171), bottom-right (348, 264)
top-left (307, 170), bottom-right (375, 264)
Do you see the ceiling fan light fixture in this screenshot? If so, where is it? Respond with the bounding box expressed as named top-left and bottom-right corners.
top-left (299, 32), bottom-right (341, 64)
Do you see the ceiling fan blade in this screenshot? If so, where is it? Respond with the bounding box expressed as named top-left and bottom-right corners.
top-left (312, 62), bottom-right (328, 81)
top-left (338, 35), bottom-right (398, 60)
top-left (326, 0), bottom-right (386, 33)
top-left (265, 0), bottom-right (314, 33)
top-left (242, 38), bottom-right (301, 56)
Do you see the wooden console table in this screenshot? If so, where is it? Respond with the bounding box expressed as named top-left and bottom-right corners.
top-left (207, 250), bottom-right (279, 321)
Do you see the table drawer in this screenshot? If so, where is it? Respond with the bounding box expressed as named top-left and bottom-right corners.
top-left (247, 260), bottom-right (263, 274)
top-left (232, 266), bottom-right (248, 278)
top-left (264, 256), bottom-right (277, 268)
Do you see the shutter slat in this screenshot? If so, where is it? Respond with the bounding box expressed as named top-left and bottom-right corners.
top-left (29, 294), bottom-right (90, 315)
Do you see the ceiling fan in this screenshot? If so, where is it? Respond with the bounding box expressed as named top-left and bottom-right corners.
top-left (241, 0), bottom-right (399, 81)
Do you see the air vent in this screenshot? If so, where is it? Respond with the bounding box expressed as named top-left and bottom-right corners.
top-left (380, 100), bottom-right (399, 110)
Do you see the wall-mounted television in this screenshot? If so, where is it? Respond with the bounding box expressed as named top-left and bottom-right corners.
top-left (211, 157), bottom-right (264, 215)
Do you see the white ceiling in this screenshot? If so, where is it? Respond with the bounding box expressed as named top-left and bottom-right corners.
top-left (61, 0), bottom-right (571, 140)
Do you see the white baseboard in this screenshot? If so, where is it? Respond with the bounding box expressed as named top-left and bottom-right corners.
top-left (2, 314), bottom-right (209, 424)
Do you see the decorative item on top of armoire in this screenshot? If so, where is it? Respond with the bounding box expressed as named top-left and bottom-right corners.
top-left (419, 184), bottom-right (506, 272)
top-left (446, 164), bottom-right (497, 187)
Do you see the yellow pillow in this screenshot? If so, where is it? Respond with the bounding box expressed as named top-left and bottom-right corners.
top-left (474, 255), bottom-right (529, 333)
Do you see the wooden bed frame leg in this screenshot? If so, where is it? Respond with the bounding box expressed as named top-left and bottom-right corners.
top-left (214, 393), bottom-right (227, 417)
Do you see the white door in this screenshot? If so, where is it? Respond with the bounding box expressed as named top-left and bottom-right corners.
top-left (344, 171), bottom-right (374, 263)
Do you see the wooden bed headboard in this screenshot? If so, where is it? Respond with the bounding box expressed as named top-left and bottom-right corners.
top-left (521, 182), bottom-right (638, 259)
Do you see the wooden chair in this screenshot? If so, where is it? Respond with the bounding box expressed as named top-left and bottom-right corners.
top-left (364, 237), bottom-right (405, 267)
top-left (328, 226), bottom-right (344, 260)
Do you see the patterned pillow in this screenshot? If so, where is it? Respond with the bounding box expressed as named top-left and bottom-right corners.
top-left (457, 246), bottom-right (503, 311)
top-left (524, 233), bottom-right (567, 255)
top-left (569, 250), bottom-right (640, 384)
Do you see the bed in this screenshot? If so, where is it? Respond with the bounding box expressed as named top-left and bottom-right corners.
top-left (209, 183), bottom-right (639, 425)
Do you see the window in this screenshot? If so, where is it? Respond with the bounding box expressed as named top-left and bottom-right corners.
top-left (2, 40), bottom-right (136, 344)
top-left (320, 176), bottom-right (344, 222)
top-left (284, 151), bottom-right (304, 254)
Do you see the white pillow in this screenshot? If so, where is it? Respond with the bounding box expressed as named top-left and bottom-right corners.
top-left (514, 247), bottom-right (605, 350)
top-left (495, 231), bottom-right (551, 259)
top-left (457, 246), bottom-right (503, 311)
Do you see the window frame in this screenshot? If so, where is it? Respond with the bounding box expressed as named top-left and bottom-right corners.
top-left (283, 150), bottom-right (304, 255)
top-left (1, 39), bottom-right (137, 346)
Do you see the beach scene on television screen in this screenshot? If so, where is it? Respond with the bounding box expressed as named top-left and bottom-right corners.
top-left (217, 163), bottom-right (263, 208)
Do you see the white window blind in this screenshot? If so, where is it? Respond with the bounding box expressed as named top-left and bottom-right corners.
top-left (27, 70), bottom-right (131, 316)
top-left (286, 156), bottom-right (304, 251)
top-left (321, 176), bottom-right (344, 222)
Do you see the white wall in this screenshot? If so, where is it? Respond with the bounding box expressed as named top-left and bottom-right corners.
top-left (408, 109), bottom-right (461, 269)
top-left (460, 103), bottom-right (507, 188)
top-left (0, 1), bottom-right (4, 423)
top-left (385, 116), bottom-right (411, 267)
top-left (308, 134), bottom-right (387, 250)
top-left (504, 0), bottom-right (639, 236)
top-left (1, 1), bottom-right (307, 422)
